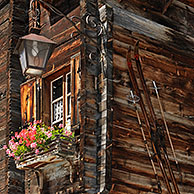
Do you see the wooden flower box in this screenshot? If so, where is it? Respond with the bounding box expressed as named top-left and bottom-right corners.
top-left (16, 136), bottom-right (78, 170)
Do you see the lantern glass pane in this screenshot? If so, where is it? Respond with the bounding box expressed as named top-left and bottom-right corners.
top-left (18, 42), bottom-right (27, 74)
top-left (25, 40), bottom-right (50, 69)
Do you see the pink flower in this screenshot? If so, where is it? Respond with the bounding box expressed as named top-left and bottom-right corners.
top-left (9, 140), bottom-right (14, 146)
top-left (34, 120), bottom-right (41, 125)
top-left (31, 126), bottom-right (36, 131)
top-left (45, 132), bottom-right (52, 138)
top-left (6, 149), bottom-right (11, 155)
top-left (59, 123), bottom-right (63, 128)
top-left (25, 139), bottom-right (31, 147)
top-left (10, 153), bottom-right (15, 157)
top-left (10, 143), bottom-right (17, 151)
top-left (3, 145), bottom-right (7, 150)
top-left (35, 149), bottom-right (39, 155)
top-left (16, 156), bottom-right (20, 160)
top-left (66, 131), bottom-right (72, 136)
top-left (15, 132), bottom-right (20, 139)
top-left (29, 130), bottom-right (36, 141)
top-left (41, 128), bottom-right (45, 132)
top-left (30, 142), bottom-right (37, 148)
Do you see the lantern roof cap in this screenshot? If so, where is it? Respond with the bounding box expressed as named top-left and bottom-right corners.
top-left (14, 33), bottom-right (56, 55)
top-left (20, 33), bottom-right (56, 44)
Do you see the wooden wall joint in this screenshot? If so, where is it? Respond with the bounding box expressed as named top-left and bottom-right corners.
top-left (162, 0), bottom-right (174, 15)
top-left (80, 1), bottom-right (113, 193)
top-left (80, 1), bottom-right (101, 193)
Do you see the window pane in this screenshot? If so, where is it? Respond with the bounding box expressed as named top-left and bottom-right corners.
top-left (52, 99), bottom-right (63, 123)
top-left (67, 74), bottom-right (71, 94)
top-left (52, 77), bottom-right (63, 101)
top-left (67, 96), bottom-right (71, 116)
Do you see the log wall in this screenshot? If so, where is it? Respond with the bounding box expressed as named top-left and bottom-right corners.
top-left (25, 2), bottom-right (82, 194)
top-left (2, 0), bottom-right (194, 194)
top-left (0, 0), bottom-right (28, 193)
top-left (0, 1), bottom-right (11, 193)
top-left (1, 1), bottom-right (82, 194)
top-left (79, 1), bottom-right (102, 193)
top-left (106, 0), bottom-right (194, 193)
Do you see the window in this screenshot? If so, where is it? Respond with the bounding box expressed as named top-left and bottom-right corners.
top-left (51, 76), bottom-right (63, 126)
top-left (50, 70), bottom-right (72, 126)
top-left (42, 54), bottom-right (80, 128)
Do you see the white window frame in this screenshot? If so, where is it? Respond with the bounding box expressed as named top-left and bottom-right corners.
top-left (65, 72), bottom-right (71, 123)
top-left (51, 75), bottom-right (64, 126)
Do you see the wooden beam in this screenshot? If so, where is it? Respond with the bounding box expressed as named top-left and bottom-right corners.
top-left (112, 6), bottom-right (194, 55)
top-left (178, 0), bottom-right (194, 8)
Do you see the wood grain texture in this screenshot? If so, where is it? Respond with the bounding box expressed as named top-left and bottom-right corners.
top-left (79, 1), bottom-right (101, 193)
top-left (110, 2), bottom-right (194, 193)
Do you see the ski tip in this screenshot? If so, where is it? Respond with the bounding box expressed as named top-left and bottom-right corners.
top-left (135, 40), bottom-right (140, 47)
top-left (134, 40), bottom-right (140, 54)
top-left (127, 46), bottom-right (131, 52)
top-left (126, 46), bottom-right (132, 62)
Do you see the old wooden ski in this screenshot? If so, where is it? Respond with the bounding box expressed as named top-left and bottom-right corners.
top-left (153, 80), bottom-right (182, 182)
top-left (126, 47), bottom-right (173, 194)
top-left (134, 41), bottom-right (180, 194)
top-left (129, 90), bottom-right (162, 193)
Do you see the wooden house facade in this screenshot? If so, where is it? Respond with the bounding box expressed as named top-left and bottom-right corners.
top-left (0, 0), bottom-right (194, 194)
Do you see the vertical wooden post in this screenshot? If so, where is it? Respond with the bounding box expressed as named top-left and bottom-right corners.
top-left (80, 0), bottom-right (101, 193)
top-left (80, 1), bottom-right (113, 193)
top-left (98, 5), bottom-right (113, 193)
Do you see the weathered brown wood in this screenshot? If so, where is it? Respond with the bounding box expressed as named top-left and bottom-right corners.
top-left (178, 0), bottom-right (194, 8)
top-left (70, 54), bottom-right (81, 127)
top-left (20, 79), bottom-right (36, 125)
top-left (110, 6), bottom-right (194, 56)
top-left (110, 1), bottom-right (194, 192)
top-left (1, 0), bottom-right (194, 193)
top-left (106, 0), bottom-right (194, 37)
top-left (47, 38), bottom-right (81, 71)
top-left (0, 0), bottom-right (28, 193)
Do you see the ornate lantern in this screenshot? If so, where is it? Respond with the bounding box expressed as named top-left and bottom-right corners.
top-left (15, 33), bottom-right (56, 76)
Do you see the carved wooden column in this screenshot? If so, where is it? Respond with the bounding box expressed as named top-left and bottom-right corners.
top-left (80, 1), bottom-right (113, 193)
top-left (80, 0), bottom-right (101, 193)
top-left (98, 5), bottom-right (113, 193)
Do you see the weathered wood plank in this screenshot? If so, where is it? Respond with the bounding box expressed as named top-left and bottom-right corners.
top-left (105, 0), bottom-right (194, 37)
top-left (113, 24), bottom-right (194, 66)
top-left (48, 39), bottom-right (81, 70)
top-left (111, 4), bottom-right (194, 192)
top-left (111, 5), bottom-right (194, 56)
top-left (178, 0), bottom-right (194, 8)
